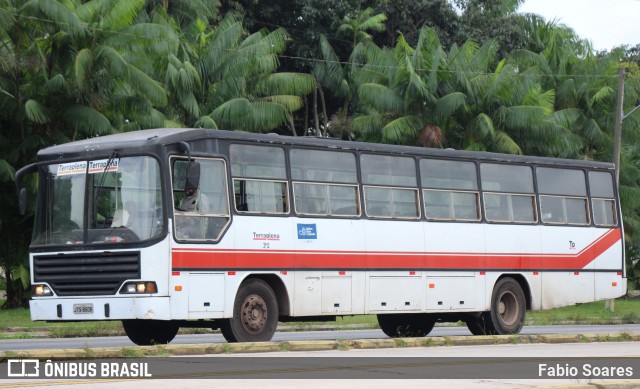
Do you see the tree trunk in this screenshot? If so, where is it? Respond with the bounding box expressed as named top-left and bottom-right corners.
top-left (318, 86), bottom-right (329, 137)
top-left (313, 86), bottom-right (320, 136)
top-left (304, 95), bottom-right (309, 136)
top-left (288, 113), bottom-right (297, 137)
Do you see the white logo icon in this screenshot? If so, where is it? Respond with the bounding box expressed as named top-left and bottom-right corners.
top-left (8, 360), bottom-right (40, 377)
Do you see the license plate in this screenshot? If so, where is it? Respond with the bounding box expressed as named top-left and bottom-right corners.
top-left (73, 303), bottom-right (94, 314)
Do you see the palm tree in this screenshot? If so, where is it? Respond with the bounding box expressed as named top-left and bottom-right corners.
top-left (149, 11), bottom-right (315, 134)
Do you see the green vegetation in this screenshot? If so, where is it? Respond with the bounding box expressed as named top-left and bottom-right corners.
top-left (525, 299), bottom-right (640, 325)
top-left (2, 0), bottom-right (640, 308)
top-left (1, 298), bottom-right (639, 339)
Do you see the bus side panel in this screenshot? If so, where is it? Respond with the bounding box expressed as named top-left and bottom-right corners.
top-left (228, 216), bottom-right (295, 317)
top-left (293, 217), bottom-right (365, 316)
top-left (540, 226), bottom-right (600, 308)
top-left (593, 230), bottom-right (626, 300)
top-left (424, 222), bottom-right (487, 311)
top-left (484, 224), bottom-right (542, 311)
top-left (364, 220), bottom-right (426, 312)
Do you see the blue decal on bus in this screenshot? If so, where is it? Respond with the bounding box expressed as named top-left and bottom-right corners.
top-left (297, 224), bottom-right (317, 239)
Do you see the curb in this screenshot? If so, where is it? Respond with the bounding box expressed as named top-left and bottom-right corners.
top-left (1, 331), bottom-right (639, 361)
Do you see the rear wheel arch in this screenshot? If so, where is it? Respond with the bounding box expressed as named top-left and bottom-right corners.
top-left (241, 273), bottom-right (291, 317)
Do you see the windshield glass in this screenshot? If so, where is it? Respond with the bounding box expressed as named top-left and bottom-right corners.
top-left (32, 156), bottom-right (164, 246)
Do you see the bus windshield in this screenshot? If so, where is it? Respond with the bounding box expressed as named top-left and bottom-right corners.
top-left (32, 156), bottom-right (164, 246)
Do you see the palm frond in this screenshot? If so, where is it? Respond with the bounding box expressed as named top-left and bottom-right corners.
top-left (95, 45), bottom-right (127, 77)
top-left (36, 0), bottom-right (86, 39)
top-left (493, 130), bottom-right (522, 155)
top-left (263, 95), bottom-right (303, 112)
top-left (469, 113), bottom-right (496, 139)
top-left (74, 48), bottom-right (93, 92)
top-left (358, 83), bottom-right (403, 112)
top-left (195, 116), bottom-right (218, 129)
top-left (44, 74), bottom-right (67, 94)
top-left (126, 64), bottom-right (168, 107)
top-left (352, 113), bottom-right (383, 139)
top-left (381, 115), bottom-right (423, 144)
top-left (100, 0), bottom-right (144, 32)
top-left (256, 73), bottom-right (316, 97)
top-left (434, 92), bottom-right (466, 122)
top-left (501, 105), bottom-right (546, 130)
top-left (210, 98), bottom-right (252, 129)
top-left (358, 11), bottom-right (387, 33)
top-left (63, 105), bottom-right (113, 136)
top-left (549, 108), bottom-right (582, 128)
top-left (581, 118), bottom-right (606, 144)
top-left (590, 86), bottom-right (614, 106)
top-left (108, 23), bottom-right (179, 57)
top-left (74, 0), bottom-right (103, 23)
top-left (24, 99), bottom-right (50, 124)
top-left (0, 159), bottom-right (16, 182)
top-left (251, 101), bottom-right (289, 131)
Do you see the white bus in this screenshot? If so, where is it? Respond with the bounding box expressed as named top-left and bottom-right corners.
top-left (16, 128), bottom-right (626, 345)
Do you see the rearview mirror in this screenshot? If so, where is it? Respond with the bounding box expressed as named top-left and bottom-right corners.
top-left (185, 161), bottom-right (201, 191)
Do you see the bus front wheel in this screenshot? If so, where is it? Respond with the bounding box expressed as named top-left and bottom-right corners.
top-left (485, 277), bottom-right (526, 335)
top-left (122, 319), bottom-right (179, 345)
top-left (377, 313), bottom-right (435, 338)
top-left (221, 278), bottom-right (279, 342)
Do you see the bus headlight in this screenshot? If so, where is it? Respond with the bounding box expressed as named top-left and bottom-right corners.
top-left (119, 281), bottom-right (158, 294)
top-left (32, 284), bottom-right (53, 296)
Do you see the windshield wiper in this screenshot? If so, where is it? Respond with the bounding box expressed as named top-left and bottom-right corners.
top-left (92, 151), bottom-right (119, 229)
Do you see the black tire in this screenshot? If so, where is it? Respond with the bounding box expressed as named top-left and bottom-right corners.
top-left (487, 278), bottom-right (526, 335)
top-left (377, 314), bottom-right (435, 338)
top-left (122, 319), bottom-right (179, 345)
top-left (221, 278), bottom-right (279, 342)
top-left (465, 313), bottom-right (494, 335)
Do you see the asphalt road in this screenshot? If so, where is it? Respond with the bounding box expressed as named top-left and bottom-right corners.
top-left (2, 341), bottom-right (640, 388)
top-left (1, 324), bottom-right (639, 351)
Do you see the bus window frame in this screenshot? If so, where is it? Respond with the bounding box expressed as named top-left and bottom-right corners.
top-left (170, 156), bottom-right (231, 243)
top-left (292, 181), bottom-right (361, 217)
top-left (233, 177), bottom-right (290, 215)
top-left (423, 188), bottom-right (481, 222)
top-left (362, 184), bottom-right (421, 220)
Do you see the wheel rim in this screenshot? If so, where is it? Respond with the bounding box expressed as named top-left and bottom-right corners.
top-left (241, 294), bottom-right (268, 334)
top-left (498, 290), bottom-right (519, 326)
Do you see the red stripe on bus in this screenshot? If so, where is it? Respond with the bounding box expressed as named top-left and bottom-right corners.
top-left (171, 228), bottom-right (621, 270)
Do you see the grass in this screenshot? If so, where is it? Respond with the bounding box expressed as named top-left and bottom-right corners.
top-left (1, 297), bottom-right (638, 339)
top-left (525, 299), bottom-right (640, 325)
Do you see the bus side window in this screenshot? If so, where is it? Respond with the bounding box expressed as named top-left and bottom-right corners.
top-left (589, 171), bottom-right (617, 227)
top-left (172, 158), bottom-right (230, 241)
top-left (537, 167), bottom-right (589, 226)
top-left (361, 154), bottom-right (419, 219)
top-left (230, 144), bottom-right (289, 215)
top-left (480, 163), bottom-right (536, 224)
top-left (421, 159), bottom-right (480, 222)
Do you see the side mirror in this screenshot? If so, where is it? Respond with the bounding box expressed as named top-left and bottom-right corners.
top-left (19, 187), bottom-right (27, 216)
top-left (185, 161), bottom-right (201, 191)
top-left (16, 162), bottom-right (37, 216)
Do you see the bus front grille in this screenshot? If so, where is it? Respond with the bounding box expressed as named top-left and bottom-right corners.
top-left (33, 252), bottom-right (141, 296)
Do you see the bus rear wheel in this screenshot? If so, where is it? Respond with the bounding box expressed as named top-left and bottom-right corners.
top-left (221, 278), bottom-right (279, 342)
top-left (486, 278), bottom-right (526, 335)
top-left (122, 319), bottom-right (179, 345)
top-left (377, 313), bottom-right (435, 338)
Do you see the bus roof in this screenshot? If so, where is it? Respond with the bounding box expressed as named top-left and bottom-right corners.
top-left (37, 128), bottom-right (615, 170)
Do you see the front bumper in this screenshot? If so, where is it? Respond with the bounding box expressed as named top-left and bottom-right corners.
top-left (30, 297), bottom-right (171, 321)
